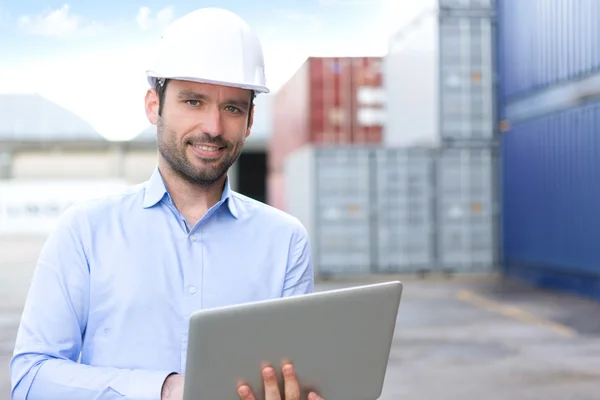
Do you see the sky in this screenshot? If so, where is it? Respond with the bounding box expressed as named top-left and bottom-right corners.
top-left (0, 0), bottom-right (430, 141)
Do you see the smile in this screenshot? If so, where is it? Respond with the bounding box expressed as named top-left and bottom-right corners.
top-left (192, 144), bottom-right (222, 152)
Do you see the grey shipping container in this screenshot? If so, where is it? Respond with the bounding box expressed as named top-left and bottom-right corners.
top-left (284, 144), bottom-right (497, 277)
top-left (284, 145), bottom-right (374, 276)
top-left (439, 0), bottom-right (493, 9)
top-left (435, 146), bottom-right (497, 271)
top-left (438, 4), bottom-right (495, 142)
top-left (374, 147), bottom-right (436, 272)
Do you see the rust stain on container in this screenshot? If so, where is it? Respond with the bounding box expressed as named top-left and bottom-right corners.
top-left (347, 204), bottom-right (360, 214)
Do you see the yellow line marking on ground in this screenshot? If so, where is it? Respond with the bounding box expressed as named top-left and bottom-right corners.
top-left (456, 289), bottom-right (578, 339)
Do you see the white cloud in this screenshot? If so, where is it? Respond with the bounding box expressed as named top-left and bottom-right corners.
top-left (136, 7), bottom-right (152, 30)
top-left (136, 6), bottom-right (174, 30)
top-left (156, 7), bottom-right (174, 25)
top-left (281, 11), bottom-right (322, 33)
top-left (18, 4), bottom-right (101, 37)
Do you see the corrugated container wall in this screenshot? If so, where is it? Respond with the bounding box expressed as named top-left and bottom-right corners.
top-left (283, 144), bottom-right (494, 277)
top-left (436, 147), bottom-right (497, 271)
top-left (284, 146), bottom-right (375, 277)
top-left (269, 57), bottom-right (384, 174)
top-left (498, 0), bottom-right (600, 300)
top-left (438, 3), bottom-right (495, 143)
top-left (498, 0), bottom-right (600, 102)
top-left (374, 148), bottom-right (436, 271)
top-left (440, 0), bottom-right (493, 7)
top-left (269, 60), bottom-right (311, 173)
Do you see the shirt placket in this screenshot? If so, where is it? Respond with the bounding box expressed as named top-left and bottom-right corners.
top-left (181, 223), bottom-right (202, 372)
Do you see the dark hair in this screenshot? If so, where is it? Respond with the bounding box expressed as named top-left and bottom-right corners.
top-left (154, 78), bottom-right (254, 127)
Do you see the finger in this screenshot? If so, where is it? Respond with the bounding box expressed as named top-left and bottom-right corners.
top-left (308, 392), bottom-right (323, 400)
top-left (282, 364), bottom-right (300, 400)
top-left (237, 384), bottom-right (256, 400)
top-left (262, 366), bottom-right (282, 400)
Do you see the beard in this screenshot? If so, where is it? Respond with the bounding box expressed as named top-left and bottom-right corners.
top-left (156, 118), bottom-right (244, 187)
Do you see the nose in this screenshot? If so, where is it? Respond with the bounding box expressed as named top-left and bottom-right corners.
top-left (202, 105), bottom-right (224, 137)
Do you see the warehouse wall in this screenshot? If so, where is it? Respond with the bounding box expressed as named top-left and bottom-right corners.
top-left (6, 146), bottom-right (158, 183)
top-left (497, 0), bottom-right (600, 300)
top-left (12, 150), bottom-right (120, 179)
top-left (123, 149), bottom-right (158, 184)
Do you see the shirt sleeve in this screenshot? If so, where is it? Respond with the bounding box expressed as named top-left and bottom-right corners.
top-left (9, 206), bottom-right (175, 400)
top-left (282, 222), bottom-right (315, 296)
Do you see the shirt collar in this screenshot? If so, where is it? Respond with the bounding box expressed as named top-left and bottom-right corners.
top-left (142, 167), bottom-right (238, 219)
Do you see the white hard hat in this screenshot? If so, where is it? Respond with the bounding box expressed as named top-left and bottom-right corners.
top-left (146, 7), bottom-right (269, 94)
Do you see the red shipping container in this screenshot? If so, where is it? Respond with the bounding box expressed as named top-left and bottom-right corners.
top-left (269, 56), bottom-right (384, 173)
top-left (266, 171), bottom-right (286, 210)
top-left (350, 57), bottom-right (384, 143)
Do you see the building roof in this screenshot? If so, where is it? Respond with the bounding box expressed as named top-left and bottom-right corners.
top-left (134, 124), bottom-right (157, 142)
top-left (0, 93), bottom-right (105, 142)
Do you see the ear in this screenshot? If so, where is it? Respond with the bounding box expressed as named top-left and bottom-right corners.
top-left (245, 106), bottom-right (254, 139)
top-left (145, 88), bottom-right (160, 125)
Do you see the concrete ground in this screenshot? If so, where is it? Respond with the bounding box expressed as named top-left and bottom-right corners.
top-left (2, 236), bottom-right (600, 399)
top-left (319, 277), bottom-right (600, 400)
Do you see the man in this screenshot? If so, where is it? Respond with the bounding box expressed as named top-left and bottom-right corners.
top-left (10, 7), bottom-right (323, 400)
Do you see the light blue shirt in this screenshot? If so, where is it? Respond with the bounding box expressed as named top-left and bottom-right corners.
top-left (10, 167), bottom-right (314, 400)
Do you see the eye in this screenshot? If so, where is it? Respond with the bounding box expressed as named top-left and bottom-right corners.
top-left (186, 100), bottom-right (200, 107)
top-left (225, 105), bottom-right (242, 114)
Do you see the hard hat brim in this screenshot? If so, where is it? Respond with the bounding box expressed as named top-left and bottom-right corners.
top-left (146, 73), bottom-right (270, 95)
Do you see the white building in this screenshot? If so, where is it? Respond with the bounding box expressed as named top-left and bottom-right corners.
top-left (0, 92), bottom-right (272, 237)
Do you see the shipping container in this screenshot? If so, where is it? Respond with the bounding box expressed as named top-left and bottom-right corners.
top-left (269, 57), bottom-right (384, 174)
top-left (497, 0), bottom-right (600, 300)
top-left (440, 0), bottom-right (493, 7)
top-left (435, 146), bottom-right (497, 271)
top-left (284, 146), bottom-right (375, 277)
top-left (266, 171), bottom-right (286, 211)
top-left (374, 147), bottom-right (436, 272)
top-left (283, 143), bottom-right (498, 276)
top-left (497, 0), bottom-right (600, 102)
top-left (438, 4), bottom-right (495, 142)
top-left (383, 2), bottom-right (440, 147)
top-left (383, 1), bottom-right (495, 146)
top-left (501, 101), bottom-right (600, 300)
top-left (269, 60), bottom-right (311, 173)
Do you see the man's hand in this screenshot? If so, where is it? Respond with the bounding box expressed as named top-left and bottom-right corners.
top-left (237, 363), bottom-right (323, 400)
top-left (161, 373), bottom-right (184, 400)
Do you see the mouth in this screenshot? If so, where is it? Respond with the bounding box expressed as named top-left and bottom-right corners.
top-left (189, 143), bottom-right (226, 159)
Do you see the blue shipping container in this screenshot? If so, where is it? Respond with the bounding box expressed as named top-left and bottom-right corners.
top-left (497, 0), bottom-right (600, 102)
top-left (501, 100), bottom-right (600, 301)
top-left (498, 0), bottom-right (600, 300)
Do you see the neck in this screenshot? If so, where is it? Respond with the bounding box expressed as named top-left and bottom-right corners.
top-left (158, 161), bottom-right (226, 227)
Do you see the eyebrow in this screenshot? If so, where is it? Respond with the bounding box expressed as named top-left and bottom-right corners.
top-left (177, 90), bottom-right (250, 110)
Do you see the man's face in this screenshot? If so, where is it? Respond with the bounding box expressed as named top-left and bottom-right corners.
top-left (146, 79), bottom-right (253, 187)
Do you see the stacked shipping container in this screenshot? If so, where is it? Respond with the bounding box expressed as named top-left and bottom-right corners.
top-left (435, 0), bottom-right (499, 273)
top-left (267, 57), bottom-right (384, 209)
top-left (498, 0), bottom-right (600, 101)
top-left (438, 3), bottom-right (495, 143)
top-left (283, 145), bottom-right (496, 277)
top-left (497, 0), bottom-right (600, 300)
top-left (436, 147), bottom-right (497, 270)
top-left (283, 146), bottom-right (374, 276)
top-left (374, 148), bottom-right (436, 272)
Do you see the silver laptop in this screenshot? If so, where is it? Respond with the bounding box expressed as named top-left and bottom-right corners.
top-left (183, 280), bottom-right (403, 400)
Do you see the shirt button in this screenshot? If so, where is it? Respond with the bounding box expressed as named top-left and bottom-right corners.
top-left (188, 286), bottom-right (197, 294)
top-left (190, 235), bottom-right (197, 242)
